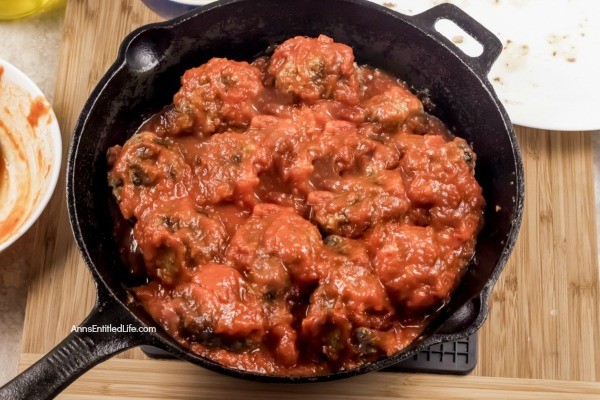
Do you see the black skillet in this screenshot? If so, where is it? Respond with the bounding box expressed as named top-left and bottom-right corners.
top-left (0, 0), bottom-right (524, 398)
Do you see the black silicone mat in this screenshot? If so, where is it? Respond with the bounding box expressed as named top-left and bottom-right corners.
top-left (383, 333), bottom-right (477, 374)
top-left (141, 333), bottom-right (477, 375)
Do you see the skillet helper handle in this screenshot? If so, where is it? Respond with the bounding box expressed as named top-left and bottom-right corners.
top-left (0, 296), bottom-right (146, 400)
top-left (426, 285), bottom-right (493, 346)
top-left (413, 3), bottom-right (502, 77)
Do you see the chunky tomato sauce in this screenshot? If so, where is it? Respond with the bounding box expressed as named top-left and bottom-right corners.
top-left (108, 35), bottom-right (484, 375)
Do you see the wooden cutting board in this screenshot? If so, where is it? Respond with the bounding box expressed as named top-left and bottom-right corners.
top-left (17, 0), bottom-right (600, 397)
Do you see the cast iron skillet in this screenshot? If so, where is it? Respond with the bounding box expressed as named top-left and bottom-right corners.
top-left (0, 0), bottom-right (524, 398)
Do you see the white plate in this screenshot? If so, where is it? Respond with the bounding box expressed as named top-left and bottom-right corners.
top-left (0, 59), bottom-right (62, 253)
top-left (371, 0), bottom-right (600, 131)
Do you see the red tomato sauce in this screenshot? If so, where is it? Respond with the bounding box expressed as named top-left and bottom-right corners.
top-left (26, 97), bottom-right (49, 128)
top-left (107, 35), bottom-right (484, 376)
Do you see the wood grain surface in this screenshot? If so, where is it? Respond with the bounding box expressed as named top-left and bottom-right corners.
top-left (18, 353), bottom-right (600, 400)
top-left (17, 0), bottom-right (600, 396)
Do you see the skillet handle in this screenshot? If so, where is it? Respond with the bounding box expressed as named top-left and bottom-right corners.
top-left (425, 285), bottom-right (493, 346)
top-left (413, 3), bottom-right (502, 77)
top-left (0, 294), bottom-right (149, 400)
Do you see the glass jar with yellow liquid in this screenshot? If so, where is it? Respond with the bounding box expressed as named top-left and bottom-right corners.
top-left (0, 0), bottom-right (65, 20)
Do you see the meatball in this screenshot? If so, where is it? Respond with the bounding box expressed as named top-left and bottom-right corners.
top-left (363, 86), bottom-right (423, 129)
top-left (301, 240), bottom-right (395, 364)
top-left (320, 238), bottom-right (395, 330)
top-left (226, 203), bottom-right (325, 291)
top-left (307, 169), bottom-right (410, 238)
top-left (107, 131), bottom-right (192, 220)
top-left (226, 203), bottom-right (325, 366)
top-left (180, 132), bottom-right (270, 206)
top-left (173, 58), bottom-right (263, 134)
top-left (268, 35), bottom-right (360, 105)
top-left (396, 134), bottom-right (458, 207)
top-left (365, 223), bottom-right (464, 315)
top-left (311, 120), bottom-right (369, 174)
top-left (309, 120), bottom-right (399, 181)
top-left (135, 264), bottom-right (266, 348)
top-left (132, 198), bottom-right (227, 284)
top-left (395, 133), bottom-right (484, 236)
top-left (247, 115), bottom-right (315, 195)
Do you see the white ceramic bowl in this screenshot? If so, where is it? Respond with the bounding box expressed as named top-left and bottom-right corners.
top-left (0, 59), bottom-right (61, 253)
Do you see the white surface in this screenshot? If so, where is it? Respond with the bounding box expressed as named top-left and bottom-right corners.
top-left (0, 59), bottom-right (62, 253)
top-left (376, 0), bottom-right (600, 131)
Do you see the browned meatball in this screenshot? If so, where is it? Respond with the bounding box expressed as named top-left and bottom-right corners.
top-left (268, 35), bottom-right (360, 105)
top-left (226, 203), bottom-right (325, 291)
top-left (310, 120), bottom-right (399, 179)
top-left (226, 203), bottom-right (326, 367)
top-left (397, 134), bottom-right (462, 207)
top-left (178, 132), bottom-right (270, 206)
top-left (307, 169), bottom-right (410, 238)
top-left (132, 198), bottom-right (227, 284)
top-left (135, 264), bottom-right (266, 347)
top-left (247, 115), bottom-right (315, 195)
top-left (395, 133), bottom-right (484, 238)
top-left (301, 239), bottom-right (395, 365)
top-left (174, 58), bottom-right (263, 134)
top-left (365, 223), bottom-right (464, 315)
top-left (363, 86), bottom-right (423, 128)
top-left (108, 131), bottom-right (192, 220)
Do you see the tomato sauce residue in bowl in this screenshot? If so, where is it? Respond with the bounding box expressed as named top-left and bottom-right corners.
top-left (0, 67), bottom-right (56, 247)
top-left (27, 97), bottom-right (50, 128)
top-left (108, 35), bottom-right (485, 375)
